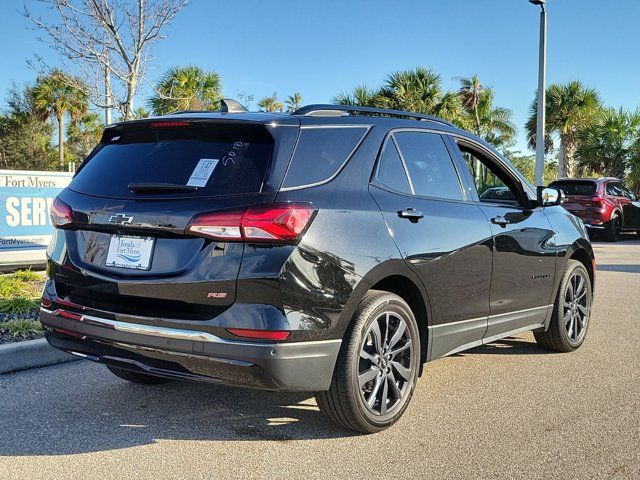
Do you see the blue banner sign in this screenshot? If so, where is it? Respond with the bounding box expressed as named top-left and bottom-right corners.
top-left (0, 170), bottom-right (72, 264)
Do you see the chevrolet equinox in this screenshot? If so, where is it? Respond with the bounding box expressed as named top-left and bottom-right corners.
top-left (41, 101), bottom-right (595, 433)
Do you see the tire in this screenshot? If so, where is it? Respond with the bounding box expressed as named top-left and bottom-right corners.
top-left (106, 365), bottom-right (170, 384)
top-left (603, 214), bottom-right (622, 242)
top-left (534, 260), bottom-right (592, 352)
top-left (316, 290), bottom-right (421, 433)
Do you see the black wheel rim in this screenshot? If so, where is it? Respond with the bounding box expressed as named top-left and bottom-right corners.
top-left (614, 216), bottom-right (621, 238)
top-left (358, 311), bottom-right (413, 416)
top-left (563, 272), bottom-right (590, 345)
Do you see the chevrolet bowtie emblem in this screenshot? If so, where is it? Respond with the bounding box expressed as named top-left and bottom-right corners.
top-left (108, 213), bottom-right (134, 225)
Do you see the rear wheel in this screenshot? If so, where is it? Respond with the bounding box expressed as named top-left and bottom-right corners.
top-left (106, 366), bottom-right (170, 384)
top-left (534, 260), bottom-right (592, 352)
top-left (604, 214), bottom-right (622, 242)
top-left (316, 291), bottom-right (420, 433)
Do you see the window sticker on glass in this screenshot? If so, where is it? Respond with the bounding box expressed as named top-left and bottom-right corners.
top-left (187, 158), bottom-right (219, 187)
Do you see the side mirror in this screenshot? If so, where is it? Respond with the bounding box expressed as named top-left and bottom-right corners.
top-left (537, 186), bottom-right (564, 207)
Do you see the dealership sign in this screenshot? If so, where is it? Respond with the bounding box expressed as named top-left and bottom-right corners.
top-left (0, 169), bottom-right (73, 265)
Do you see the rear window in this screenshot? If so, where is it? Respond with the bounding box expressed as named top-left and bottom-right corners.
top-left (550, 181), bottom-right (596, 196)
top-left (70, 122), bottom-right (274, 198)
top-left (282, 126), bottom-right (368, 189)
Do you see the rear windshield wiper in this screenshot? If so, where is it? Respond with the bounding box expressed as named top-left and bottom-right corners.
top-left (128, 182), bottom-right (198, 193)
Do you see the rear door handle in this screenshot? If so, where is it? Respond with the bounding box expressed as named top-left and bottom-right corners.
top-left (491, 215), bottom-right (510, 227)
top-left (398, 208), bottom-right (424, 222)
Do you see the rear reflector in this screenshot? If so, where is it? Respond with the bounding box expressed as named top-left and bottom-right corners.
top-left (227, 328), bottom-right (291, 340)
top-left (50, 197), bottom-right (73, 227)
top-left (187, 203), bottom-right (316, 243)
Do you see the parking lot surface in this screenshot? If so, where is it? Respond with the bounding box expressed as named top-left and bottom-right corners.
top-left (0, 240), bottom-right (638, 479)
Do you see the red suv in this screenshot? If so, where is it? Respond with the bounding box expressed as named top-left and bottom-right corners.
top-left (550, 178), bottom-right (640, 241)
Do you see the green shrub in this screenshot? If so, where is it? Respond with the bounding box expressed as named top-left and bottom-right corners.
top-left (0, 298), bottom-right (39, 315)
top-left (0, 318), bottom-right (43, 339)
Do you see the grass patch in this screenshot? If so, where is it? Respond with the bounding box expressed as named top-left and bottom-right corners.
top-left (0, 318), bottom-right (43, 339)
top-left (13, 269), bottom-right (41, 282)
top-left (0, 270), bottom-right (43, 299)
top-left (0, 297), bottom-right (39, 315)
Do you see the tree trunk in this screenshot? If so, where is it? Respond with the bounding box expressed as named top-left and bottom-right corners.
top-left (474, 100), bottom-right (481, 137)
top-left (57, 111), bottom-right (64, 168)
top-left (557, 137), bottom-right (578, 178)
top-left (565, 140), bottom-right (577, 177)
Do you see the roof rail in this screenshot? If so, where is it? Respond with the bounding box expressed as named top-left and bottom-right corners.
top-left (292, 104), bottom-right (455, 127)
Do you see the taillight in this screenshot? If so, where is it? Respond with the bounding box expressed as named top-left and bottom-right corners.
top-left (187, 203), bottom-right (317, 243)
top-left (50, 197), bottom-right (73, 227)
top-left (226, 328), bottom-right (291, 341)
top-left (591, 196), bottom-right (605, 212)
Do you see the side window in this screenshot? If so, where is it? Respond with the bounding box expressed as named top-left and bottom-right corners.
top-left (375, 139), bottom-right (412, 194)
top-left (458, 145), bottom-right (520, 205)
top-left (282, 126), bottom-right (368, 189)
top-left (606, 182), bottom-right (624, 197)
top-left (393, 131), bottom-right (464, 200)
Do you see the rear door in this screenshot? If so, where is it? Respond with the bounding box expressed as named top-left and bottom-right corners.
top-left (369, 129), bottom-right (493, 358)
top-left (449, 138), bottom-right (557, 342)
top-left (53, 120), bottom-right (284, 317)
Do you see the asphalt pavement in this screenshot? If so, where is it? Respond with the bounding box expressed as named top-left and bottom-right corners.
top-left (0, 239), bottom-right (638, 479)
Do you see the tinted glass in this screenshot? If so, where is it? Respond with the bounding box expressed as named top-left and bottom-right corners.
top-left (550, 181), bottom-right (597, 196)
top-left (282, 127), bottom-right (368, 188)
top-left (461, 149), bottom-right (518, 203)
top-left (606, 182), bottom-right (624, 196)
top-left (393, 132), bottom-right (463, 200)
top-left (376, 139), bottom-right (411, 194)
top-left (70, 123), bottom-right (273, 199)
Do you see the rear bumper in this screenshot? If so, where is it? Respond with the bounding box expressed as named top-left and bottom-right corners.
top-left (40, 307), bottom-right (341, 391)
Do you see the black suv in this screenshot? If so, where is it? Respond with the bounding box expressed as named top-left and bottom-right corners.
top-left (41, 102), bottom-right (595, 433)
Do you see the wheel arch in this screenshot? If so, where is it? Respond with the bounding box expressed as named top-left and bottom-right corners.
top-left (567, 241), bottom-right (596, 293)
top-left (339, 260), bottom-right (431, 367)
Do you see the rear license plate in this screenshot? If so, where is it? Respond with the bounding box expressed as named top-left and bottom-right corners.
top-left (105, 235), bottom-right (155, 270)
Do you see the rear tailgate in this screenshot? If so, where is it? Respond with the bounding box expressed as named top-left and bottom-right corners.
top-left (51, 120), bottom-right (290, 319)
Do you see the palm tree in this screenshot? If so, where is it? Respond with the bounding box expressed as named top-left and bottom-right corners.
top-left (376, 68), bottom-right (449, 114)
top-left (285, 92), bottom-right (303, 112)
top-left (526, 81), bottom-right (601, 177)
top-left (476, 89), bottom-right (516, 149)
top-left (149, 66), bottom-right (222, 115)
top-left (66, 112), bottom-right (104, 158)
top-left (333, 85), bottom-right (378, 107)
top-left (458, 75), bottom-right (484, 136)
top-left (576, 108), bottom-right (640, 179)
top-left (334, 68), bottom-right (464, 124)
top-left (31, 69), bottom-right (88, 167)
top-left (258, 93), bottom-right (283, 112)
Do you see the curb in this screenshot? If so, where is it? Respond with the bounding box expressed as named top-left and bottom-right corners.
top-left (0, 338), bottom-right (79, 374)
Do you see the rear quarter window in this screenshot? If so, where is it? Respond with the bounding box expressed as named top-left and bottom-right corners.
top-left (281, 126), bottom-right (368, 189)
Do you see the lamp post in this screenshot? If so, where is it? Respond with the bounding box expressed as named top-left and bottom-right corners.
top-left (530, 0), bottom-right (547, 186)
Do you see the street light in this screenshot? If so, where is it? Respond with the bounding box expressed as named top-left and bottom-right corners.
top-left (530, 0), bottom-right (546, 186)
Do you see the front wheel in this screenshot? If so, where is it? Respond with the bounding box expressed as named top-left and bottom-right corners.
top-left (316, 291), bottom-right (420, 433)
top-left (534, 260), bottom-right (592, 352)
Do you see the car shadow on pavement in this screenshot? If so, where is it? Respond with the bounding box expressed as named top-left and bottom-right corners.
top-left (463, 337), bottom-right (556, 356)
top-left (0, 363), bottom-right (359, 456)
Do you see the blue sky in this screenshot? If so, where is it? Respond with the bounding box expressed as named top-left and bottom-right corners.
top-left (0, 0), bottom-right (637, 152)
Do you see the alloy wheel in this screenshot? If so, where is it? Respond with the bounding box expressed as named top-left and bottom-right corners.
top-left (358, 311), bottom-right (414, 416)
top-left (563, 272), bottom-right (590, 345)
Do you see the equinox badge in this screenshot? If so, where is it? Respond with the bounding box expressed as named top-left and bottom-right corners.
top-left (109, 213), bottom-right (134, 225)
